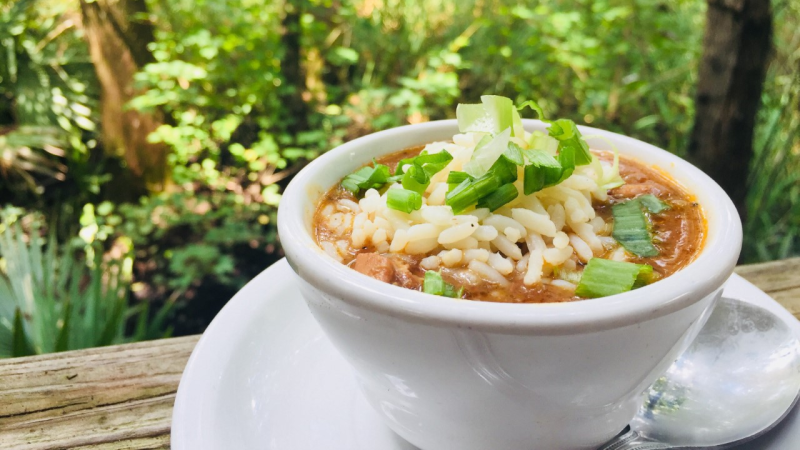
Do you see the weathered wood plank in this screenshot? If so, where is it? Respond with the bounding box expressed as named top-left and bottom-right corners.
top-left (0, 258), bottom-right (797, 449)
top-left (72, 436), bottom-right (170, 450)
top-left (736, 257), bottom-right (800, 320)
top-left (0, 335), bottom-right (198, 450)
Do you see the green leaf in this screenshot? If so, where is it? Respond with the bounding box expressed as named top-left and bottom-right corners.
top-left (12, 308), bottom-right (35, 357)
top-left (330, 47), bottom-right (360, 65)
top-left (97, 298), bottom-right (126, 347)
top-left (54, 301), bottom-right (72, 353)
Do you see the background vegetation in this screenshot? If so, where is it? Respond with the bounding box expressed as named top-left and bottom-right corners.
top-left (1, 0), bottom-right (798, 355)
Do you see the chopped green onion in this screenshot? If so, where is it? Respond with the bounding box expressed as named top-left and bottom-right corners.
top-left (447, 171), bottom-right (471, 185)
top-left (423, 270), bottom-right (445, 295)
top-left (575, 258), bottom-right (654, 298)
top-left (341, 164), bottom-right (391, 195)
top-left (520, 133), bottom-right (583, 195)
top-left (447, 171), bottom-right (471, 192)
top-left (523, 165), bottom-right (545, 195)
top-left (393, 156), bottom-right (417, 176)
top-left (447, 96), bottom-right (602, 210)
top-left (444, 283), bottom-right (464, 299)
top-left (477, 183), bottom-right (519, 211)
top-left (445, 149), bottom-right (517, 212)
top-left (396, 151), bottom-right (454, 193)
top-left (415, 150), bottom-right (454, 177)
top-left (612, 200), bottom-right (659, 257)
top-left (528, 130), bottom-right (559, 153)
top-left (481, 95), bottom-right (514, 134)
top-left (547, 119), bottom-right (593, 166)
top-left (553, 266), bottom-right (583, 285)
top-left (511, 107), bottom-right (524, 137)
top-left (517, 99), bottom-right (546, 120)
top-left (583, 135), bottom-right (625, 190)
top-left (463, 128), bottom-right (512, 178)
top-left (456, 96), bottom-right (514, 134)
top-left (414, 150), bottom-right (453, 166)
top-left (401, 163), bottom-right (430, 194)
top-left (387, 188), bottom-right (422, 213)
top-left (633, 265), bottom-right (659, 288)
top-left (638, 194), bottom-right (670, 214)
top-left (392, 149), bottom-right (455, 195)
top-left (490, 155), bottom-right (518, 184)
top-left (466, 172), bottom-right (503, 198)
top-left (445, 172), bottom-right (503, 213)
top-left (456, 104), bottom-right (492, 133)
top-left (504, 142), bottom-right (525, 166)
top-left (445, 178), bottom-right (473, 211)
top-left (522, 149), bottom-right (563, 195)
top-left (555, 140), bottom-right (577, 183)
top-left (524, 164), bottom-right (562, 194)
top-left (523, 148), bottom-right (561, 168)
top-left (423, 270), bottom-right (463, 298)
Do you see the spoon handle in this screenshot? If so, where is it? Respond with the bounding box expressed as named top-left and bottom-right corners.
top-left (598, 427), bottom-right (672, 450)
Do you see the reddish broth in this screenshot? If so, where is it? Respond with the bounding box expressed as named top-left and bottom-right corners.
top-left (313, 147), bottom-right (705, 303)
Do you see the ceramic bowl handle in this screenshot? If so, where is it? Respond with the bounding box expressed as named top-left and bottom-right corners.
top-left (598, 427), bottom-right (672, 450)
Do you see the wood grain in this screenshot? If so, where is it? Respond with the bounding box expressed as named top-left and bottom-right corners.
top-left (0, 336), bottom-right (199, 450)
top-left (0, 258), bottom-right (797, 449)
top-left (735, 257), bottom-right (800, 320)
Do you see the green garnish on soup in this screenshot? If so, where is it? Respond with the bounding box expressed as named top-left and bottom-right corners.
top-left (315, 95), bottom-right (704, 302)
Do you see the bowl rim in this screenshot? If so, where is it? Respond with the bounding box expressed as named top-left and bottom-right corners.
top-left (277, 119), bottom-right (742, 334)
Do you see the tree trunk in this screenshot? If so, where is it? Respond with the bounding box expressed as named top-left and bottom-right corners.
top-left (280, 5), bottom-right (310, 135)
top-left (79, 0), bottom-right (168, 194)
top-left (688, 0), bottom-right (773, 219)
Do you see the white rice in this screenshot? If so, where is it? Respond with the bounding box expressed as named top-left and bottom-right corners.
top-left (318, 131), bottom-right (623, 287)
top-left (439, 249), bottom-right (463, 267)
top-left (463, 248), bottom-right (490, 263)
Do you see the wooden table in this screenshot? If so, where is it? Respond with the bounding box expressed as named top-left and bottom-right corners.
top-left (1, 258), bottom-right (799, 450)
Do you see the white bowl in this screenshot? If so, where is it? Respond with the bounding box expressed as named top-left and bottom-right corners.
top-left (277, 119), bottom-right (742, 450)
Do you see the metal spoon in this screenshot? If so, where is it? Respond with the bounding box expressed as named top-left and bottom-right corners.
top-left (600, 297), bottom-right (800, 450)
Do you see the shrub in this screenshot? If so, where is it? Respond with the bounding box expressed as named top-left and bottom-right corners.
top-left (0, 209), bottom-right (170, 358)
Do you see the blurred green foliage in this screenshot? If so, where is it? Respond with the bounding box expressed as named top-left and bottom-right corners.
top-left (744, 0), bottom-right (800, 262)
top-left (1, 0), bottom-right (798, 346)
top-left (0, 208), bottom-right (170, 358)
top-left (0, 0), bottom-right (107, 206)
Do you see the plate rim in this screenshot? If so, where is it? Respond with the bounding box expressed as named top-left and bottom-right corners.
top-left (171, 259), bottom-right (799, 449)
top-left (171, 258), bottom-right (296, 449)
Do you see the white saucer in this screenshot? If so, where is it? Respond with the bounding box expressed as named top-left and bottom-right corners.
top-left (171, 259), bottom-right (800, 449)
